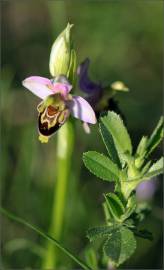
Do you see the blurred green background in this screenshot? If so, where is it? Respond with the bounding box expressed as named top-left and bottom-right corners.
top-left (1, 1), bottom-right (163, 269)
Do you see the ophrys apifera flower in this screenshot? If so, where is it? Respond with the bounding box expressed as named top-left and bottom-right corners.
top-left (22, 75), bottom-right (96, 143)
top-left (22, 23), bottom-right (97, 142)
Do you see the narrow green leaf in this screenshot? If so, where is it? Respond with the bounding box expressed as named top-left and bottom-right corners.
top-left (141, 160), bottom-right (152, 174)
top-left (83, 151), bottom-right (120, 182)
top-left (103, 202), bottom-right (113, 224)
top-left (149, 157), bottom-right (163, 173)
top-left (136, 136), bottom-right (148, 157)
top-left (146, 117), bottom-right (164, 157)
top-left (124, 169), bottom-right (162, 185)
top-left (87, 225), bottom-right (118, 242)
top-left (0, 207), bottom-right (91, 270)
top-left (105, 193), bottom-right (125, 221)
top-left (103, 226), bottom-right (136, 266)
top-left (100, 111), bottom-right (132, 165)
top-left (99, 121), bottom-right (121, 167)
top-left (125, 158), bottom-right (163, 183)
top-left (121, 194), bottom-right (136, 221)
top-left (138, 168), bottom-right (163, 183)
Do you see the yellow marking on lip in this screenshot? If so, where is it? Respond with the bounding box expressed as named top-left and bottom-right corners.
top-left (38, 134), bottom-right (49, 143)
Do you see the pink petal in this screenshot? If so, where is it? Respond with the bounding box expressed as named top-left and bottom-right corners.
top-left (52, 83), bottom-right (72, 98)
top-left (66, 96), bottom-right (97, 124)
top-left (22, 76), bottom-right (54, 100)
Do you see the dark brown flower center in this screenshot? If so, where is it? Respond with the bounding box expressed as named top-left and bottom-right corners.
top-left (38, 105), bottom-right (70, 137)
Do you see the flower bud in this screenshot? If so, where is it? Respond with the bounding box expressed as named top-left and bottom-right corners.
top-left (49, 23), bottom-right (73, 77)
top-left (111, 81), bottom-right (129, 92)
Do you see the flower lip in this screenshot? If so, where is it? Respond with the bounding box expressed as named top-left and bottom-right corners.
top-left (38, 113), bottom-right (60, 136)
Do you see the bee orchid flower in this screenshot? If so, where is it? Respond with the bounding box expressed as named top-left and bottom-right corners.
top-left (22, 75), bottom-right (97, 143)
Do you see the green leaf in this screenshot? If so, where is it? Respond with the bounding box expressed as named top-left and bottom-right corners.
top-left (138, 157), bottom-right (163, 182)
top-left (136, 136), bottom-right (148, 156)
top-left (149, 157), bottom-right (163, 173)
top-left (0, 207), bottom-right (91, 270)
top-left (146, 117), bottom-right (164, 157)
top-left (87, 225), bottom-right (118, 242)
top-left (83, 151), bottom-right (120, 182)
top-left (127, 158), bottom-right (163, 183)
top-left (138, 168), bottom-right (163, 183)
top-left (121, 194), bottom-right (136, 221)
top-left (103, 202), bottom-right (113, 224)
top-left (100, 111), bottom-right (132, 165)
top-left (141, 160), bottom-right (152, 174)
top-left (103, 226), bottom-right (136, 266)
top-left (99, 121), bottom-right (121, 167)
top-left (105, 193), bottom-right (125, 221)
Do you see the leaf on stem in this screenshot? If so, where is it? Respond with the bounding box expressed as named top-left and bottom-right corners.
top-left (105, 193), bottom-right (125, 221)
top-left (126, 157), bottom-right (163, 183)
top-left (149, 157), bottom-right (163, 173)
top-left (146, 116), bottom-right (164, 157)
top-left (136, 136), bottom-right (148, 157)
top-left (138, 166), bottom-right (163, 183)
top-left (83, 151), bottom-right (120, 182)
top-left (0, 207), bottom-right (92, 270)
top-left (87, 225), bottom-right (118, 242)
top-left (100, 111), bottom-right (132, 166)
top-left (99, 121), bottom-right (121, 167)
top-left (103, 226), bottom-right (136, 266)
top-left (121, 194), bottom-right (136, 221)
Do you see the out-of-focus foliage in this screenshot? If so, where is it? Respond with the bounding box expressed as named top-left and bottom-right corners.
top-left (1, 1), bottom-right (163, 269)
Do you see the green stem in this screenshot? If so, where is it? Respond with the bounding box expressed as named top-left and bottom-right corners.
top-left (42, 121), bottom-right (74, 269)
top-left (0, 207), bottom-right (92, 270)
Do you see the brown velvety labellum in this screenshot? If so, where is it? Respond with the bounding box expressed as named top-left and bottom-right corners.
top-left (47, 105), bottom-right (58, 116)
top-left (38, 113), bottom-right (61, 136)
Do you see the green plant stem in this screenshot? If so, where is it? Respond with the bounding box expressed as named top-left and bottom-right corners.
top-left (42, 121), bottom-right (74, 269)
top-left (0, 207), bottom-right (92, 270)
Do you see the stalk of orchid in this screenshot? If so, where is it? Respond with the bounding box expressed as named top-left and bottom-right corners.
top-left (22, 24), bottom-right (96, 269)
